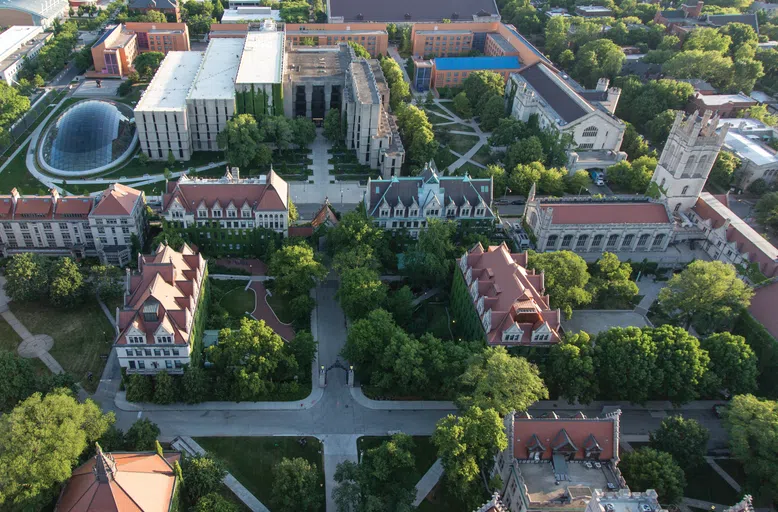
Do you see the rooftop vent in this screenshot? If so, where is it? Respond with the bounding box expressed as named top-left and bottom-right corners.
top-left (404, 13), bottom-right (412, 19)
top-left (452, 12), bottom-right (459, 19)
top-left (356, 13), bottom-right (363, 20)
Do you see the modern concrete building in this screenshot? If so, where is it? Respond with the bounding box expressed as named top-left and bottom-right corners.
top-left (0, 183), bottom-right (145, 266)
top-left (90, 22), bottom-right (190, 77)
top-left (0, 0), bottom-right (67, 27)
top-left (283, 43), bottom-right (349, 121)
top-left (135, 51), bottom-right (203, 161)
top-left (506, 62), bottom-right (626, 172)
top-left (115, 243), bottom-right (206, 375)
top-left (0, 26), bottom-right (52, 86)
top-left (285, 23), bottom-right (388, 57)
top-left (717, 118), bottom-right (778, 189)
top-left (235, 28), bottom-right (285, 117)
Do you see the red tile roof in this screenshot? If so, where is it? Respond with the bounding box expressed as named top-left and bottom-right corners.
top-left (92, 183), bottom-right (143, 216)
top-left (540, 202), bottom-right (671, 225)
top-left (0, 184), bottom-right (139, 221)
top-left (288, 226), bottom-right (314, 237)
top-left (311, 201), bottom-right (339, 228)
top-left (748, 282), bottom-right (778, 339)
top-left (512, 411), bottom-right (620, 461)
top-left (54, 197), bottom-right (93, 218)
top-left (15, 197), bottom-right (54, 218)
top-left (459, 243), bottom-right (562, 345)
top-left (57, 446), bottom-right (180, 512)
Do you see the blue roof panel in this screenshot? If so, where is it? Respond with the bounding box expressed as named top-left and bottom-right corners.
top-left (434, 56), bottom-right (522, 71)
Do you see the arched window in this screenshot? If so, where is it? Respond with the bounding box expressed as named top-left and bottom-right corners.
top-left (682, 185), bottom-right (689, 195)
top-left (582, 126), bottom-right (598, 138)
top-left (660, 178), bottom-right (666, 188)
top-left (546, 235), bottom-right (558, 250)
top-left (683, 156), bottom-right (696, 178)
top-left (695, 155), bottom-right (709, 177)
top-left (674, 203), bottom-right (682, 214)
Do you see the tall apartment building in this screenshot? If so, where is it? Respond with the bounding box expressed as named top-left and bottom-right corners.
top-left (0, 26), bottom-right (52, 86)
top-left (285, 23), bottom-right (388, 57)
top-left (0, 183), bottom-right (145, 266)
top-left (90, 22), bottom-right (190, 77)
top-left (115, 243), bottom-right (206, 375)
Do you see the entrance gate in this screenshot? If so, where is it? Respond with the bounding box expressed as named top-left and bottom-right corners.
top-left (319, 359), bottom-right (354, 387)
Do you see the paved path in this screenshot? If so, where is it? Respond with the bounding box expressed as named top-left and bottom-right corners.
top-left (307, 128), bottom-right (332, 185)
top-left (248, 281), bottom-right (295, 341)
top-left (388, 46), bottom-right (412, 84)
top-left (322, 434), bottom-right (360, 512)
top-left (705, 457), bottom-right (742, 492)
top-left (634, 276), bottom-right (666, 316)
top-left (412, 459), bottom-right (444, 507)
top-left (411, 288), bottom-right (440, 307)
top-left (683, 498), bottom-right (730, 510)
top-left (428, 100), bottom-right (490, 173)
top-left (173, 436), bottom-right (269, 512)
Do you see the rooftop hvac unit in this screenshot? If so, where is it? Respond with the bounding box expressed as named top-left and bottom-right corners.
top-left (356, 13), bottom-right (363, 20)
top-left (404, 13), bottom-right (411, 19)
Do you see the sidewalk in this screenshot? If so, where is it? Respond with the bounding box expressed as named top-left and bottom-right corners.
top-left (114, 386), bottom-right (324, 411)
top-left (705, 457), bottom-right (742, 492)
top-left (412, 459), bottom-right (443, 507)
top-left (349, 387), bottom-right (457, 411)
top-left (172, 436), bottom-right (269, 512)
top-left (321, 434), bottom-right (359, 512)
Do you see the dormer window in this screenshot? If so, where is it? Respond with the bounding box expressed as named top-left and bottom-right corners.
top-left (128, 335), bottom-right (145, 344)
top-left (461, 206), bottom-right (471, 216)
top-left (476, 208), bottom-right (485, 217)
top-left (227, 209), bottom-right (237, 218)
top-left (410, 209), bottom-right (418, 216)
top-left (171, 210), bottom-right (183, 219)
top-left (446, 207), bottom-right (456, 217)
top-left (427, 209), bottom-right (439, 216)
top-left (380, 208), bottom-right (390, 218)
top-left (212, 209), bottom-right (222, 218)
top-left (242, 209), bottom-right (252, 218)
top-left (477, 295), bottom-right (484, 315)
top-left (156, 335), bottom-right (173, 344)
top-left (198, 209), bottom-right (207, 218)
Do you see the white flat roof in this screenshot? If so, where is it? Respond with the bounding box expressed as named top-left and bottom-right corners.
top-left (236, 31), bottom-right (284, 85)
top-left (700, 192), bottom-right (778, 260)
top-left (725, 131), bottom-right (778, 167)
top-left (718, 117), bottom-right (769, 131)
top-left (0, 26), bottom-right (42, 62)
top-left (136, 51), bottom-right (203, 112)
top-left (698, 93), bottom-right (754, 106)
top-left (188, 38), bottom-right (243, 100)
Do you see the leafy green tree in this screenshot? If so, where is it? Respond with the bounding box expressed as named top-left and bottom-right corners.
top-left (0, 351), bottom-right (40, 412)
top-left (272, 457), bottom-right (322, 512)
top-left (403, 218), bottom-right (457, 289)
top-left (0, 82), bottom-right (30, 143)
top-left (327, 208), bottom-right (385, 259)
top-left (395, 103), bottom-right (438, 165)
top-left (731, 57), bottom-right (764, 94)
top-left (544, 16), bottom-right (572, 60)
top-left (342, 309), bottom-right (398, 378)
top-left (133, 51), bottom-right (165, 78)
top-left (700, 332), bottom-right (758, 396)
top-left (755, 191), bottom-right (778, 229)
top-left (260, 116), bottom-right (294, 152)
top-left (386, 285), bottom-right (414, 325)
top-left (96, 424), bottom-right (126, 453)
top-left (153, 370), bottom-right (177, 404)
top-left (291, 116), bottom-right (316, 149)
top-left (4, 252), bottom-right (50, 302)
top-left (457, 346), bottom-right (547, 415)
top-left (662, 50), bottom-right (734, 89)
top-left (739, 104), bottom-right (778, 126)
top-left (347, 40), bottom-right (370, 58)
top-left (389, 80), bottom-right (410, 111)
top-left (323, 108), bottom-right (342, 142)
top-left (433, 407), bottom-right (507, 495)
top-left (564, 170), bottom-right (591, 194)
top-left (452, 91), bottom-right (472, 119)
top-left (217, 113), bottom-right (261, 168)
top-left (193, 493), bottom-right (238, 512)
top-left (645, 109), bottom-right (679, 148)
top-left (49, 257), bottom-right (85, 307)
top-left (480, 95), bottom-right (506, 131)
top-left (380, 58), bottom-right (404, 86)
top-left (124, 417), bottom-right (160, 451)
top-left (126, 374), bottom-right (154, 403)
top-left (135, 9), bottom-right (168, 22)
top-left (657, 260), bottom-right (753, 331)
top-left (463, 70), bottom-right (505, 111)
top-left (336, 266), bottom-right (388, 321)
top-left (723, 394), bottom-right (778, 502)
top-left (213, 0), bottom-right (224, 20)
top-left (558, 49), bottom-right (575, 70)
top-left (0, 390), bottom-right (113, 509)
top-left (573, 39), bottom-right (626, 88)
top-left (180, 365), bottom-right (208, 404)
top-left (268, 244), bottom-right (327, 298)
top-left (720, 22), bottom-right (759, 59)
top-left (527, 251), bottom-right (591, 318)
top-left (588, 252), bottom-right (639, 308)
top-left (683, 27), bottom-right (731, 53)
top-left (594, 327), bottom-right (658, 403)
top-left (546, 331), bottom-right (598, 404)
top-left (605, 156), bottom-right (657, 193)
top-left (708, 150), bottom-right (740, 189)
top-left (649, 415), bottom-right (710, 470)
top-left (288, 330), bottom-right (317, 371)
top-left (182, 455), bottom-right (227, 506)
top-left (621, 122), bottom-right (650, 159)
top-left (619, 448), bottom-right (686, 504)
top-left (614, 78), bottom-right (693, 132)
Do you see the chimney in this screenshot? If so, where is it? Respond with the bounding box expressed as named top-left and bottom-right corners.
top-left (595, 78), bottom-right (610, 92)
top-left (10, 188), bottom-right (20, 204)
top-left (234, 167), bottom-right (240, 181)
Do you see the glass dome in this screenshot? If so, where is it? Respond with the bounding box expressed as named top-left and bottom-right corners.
top-left (40, 100), bottom-right (137, 173)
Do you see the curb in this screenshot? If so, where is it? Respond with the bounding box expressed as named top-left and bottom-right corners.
top-left (349, 387), bottom-right (457, 411)
top-left (114, 386), bottom-right (324, 411)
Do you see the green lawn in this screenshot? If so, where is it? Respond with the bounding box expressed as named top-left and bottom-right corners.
top-left (357, 436), bottom-right (439, 486)
top-left (446, 134), bottom-right (479, 155)
top-left (101, 150), bottom-right (225, 180)
top-left (424, 104), bottom-right (452, 118)
top-left (0, 316), bottom-right (21, 350)
top-left (10, 300), bottom-right (114, 392)
top-left (427, 111), bottom-right (453, 124)
top-left (219, 287), bottom-right (256, 318)
top-left (266, 292), bottom-right (295, 324)
top-left (684, 461), bottom-right (741, 505)
top-left (456, 161), bottom-right (483, 176)
top-left (195, 436), bottom-right (325, 511)
top-left (471, 144), bottom-right (491, 165)
top-left (0, 142), bottom-right (47, 195)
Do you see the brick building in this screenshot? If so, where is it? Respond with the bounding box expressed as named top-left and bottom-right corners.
top-left (90, 22), bottom-right (190, 77)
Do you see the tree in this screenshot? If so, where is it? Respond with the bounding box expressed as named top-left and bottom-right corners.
top-left (573, 39), bottom-right (626, 88)
top-left (452, 91), bottom-right (472, 119)
top-left (657, 260), bottom-right (753, 331)
top-left (126, 373), bottom-right (154, 403)
top-left (700, 332), bottom-right (758, 396)
top-left (259, 116), bottom-right (294, 153)
top-left (649, 416), bottom-right (710, 470)
top-left (135, 9), bottom-right (168, 22)
top-left (217, 114), bottom-right (261, 168)
top-left (380, 58), bottom-right (404, 86)
top-left (730, 57), bottom-right (764, 94)
top-left (181, 364), bottom-right (209, 404)
top-left (588, 252), bottom-right (639, 309)
top-left (506, 136), bottom-right (544, 169)
top-left (723, 394), bottom-right (778, 502)
top-left (683, 27), bottom-right (731, 53)
top-left (594, 327), bottom-right (659, 403)
top-left (708, 150), bottom-right (740, 189)
top-left (662, 50), bottom-right (734, 89)
top-left (336, 266), bottom-right (388, 321)
top-left (4, 252), bottom-right (49, 302)
top-left (342, 309), bottom-right (397, 378)
top-left (193, 493), bottom-right (238, 512)
top-left (133, 51), bottom-right (165, 78)
top-left (323, 108), bottom-right (342, 142)
top-left (0, 82), bottom-right (30, 144)
top-left (619, 448), bottom-right (686, 504)
top-left (272, 457), bottom-right (322, 512)
top-left (0, 390), bottom-right (113, 509)
top-left (213, 0), bottom-right (224, 21)
top-left (402, 218), bottom-right (457, 289)
top-left (740, 104), bottom-right (778, 127)
top-left (558, 48), bottom-right (575, 70)
top-left (457, 347), bottom-right (548, 415)
top-left (433, 407), bottom-right (507, 494)
top-left (479, 95), bottom-right (506, 131)
top-left (395, 103), bottom-right (438, 165)
top-left (389, 80), bottom-right (410, 111)
top-left (720, 22), bottom-right (759, 59)
top-left (124, 417), bottom-right (160, 451)
top-left (153, 370), bottom-right (177, 404)
top-left (268, 244), bottom-right (327, 298)
top-left (49, 257), bottom-right (85, 307)
top-left (614, 78), bottom-right (693, 132)
top-left (386, 285), bottom-right (414, 325)
top-left (181, 455), bottom-right (227, 506)
top-left (346, 40), bottom-right (370, 58)
top-left (0, 351), bottom-right (39, 412)
top-left (605, 156), bottom-right (656, 193)
top-left (546, 331), bottom-right (598, 404)
top-left (564, 170), bottom-right (591, 194)
top-left (755, 191), bottom-right (778, 229)
top-left (644, 109), bottom-right (678, 148)
top-left (621, 122), bottom-right (650, 160)
top-left (527, 251), bottom-right (591, 318)
top-left (463, 70), bottom-right (505, 111)
top-left (291, 116), bottom-right (316, 149)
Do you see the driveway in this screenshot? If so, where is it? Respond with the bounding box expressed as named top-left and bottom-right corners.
top-left (562, 310), bottom-right (650, 335)
top-left (249, 281), bottom-right (295, 341)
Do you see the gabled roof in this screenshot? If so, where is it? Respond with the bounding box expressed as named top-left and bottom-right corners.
top-left (514, 62), bottom-right (597, 124)
top-left (512, 411), bottom-right (621, 461)
top-left (706, 13), bottom-right (759, 31)
top-left (311, 201), bottom-right (339, 228)
top-left (93, 183), bottom-right (143, 217)
top-left (551, 429), bottom-right (578, 452)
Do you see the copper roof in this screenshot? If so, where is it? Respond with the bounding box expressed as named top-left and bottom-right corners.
top-left (540, 202), bottom-right (671, 225)
top-left (512, 411), bottom-right (620, 461)
top-left (57, 446), bottom-right (180, 512)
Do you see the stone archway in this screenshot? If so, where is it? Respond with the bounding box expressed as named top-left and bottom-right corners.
top-left (319, 359), bottom-right (353, 387)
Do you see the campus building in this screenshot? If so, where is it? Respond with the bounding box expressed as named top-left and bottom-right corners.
top-left (365, 161), bottom-right (495, 235)
top-left (654, 1), bottom-right (759, 38)
top-left (453, 242), bottom-right (562, 346)
top-left (506, 62), bottom-right (626, 171)
top-left (90, 22), bottom-right (190, 77)
top-left (0, 183), bottom-right (145, 266)
top-left (327, 0), bottom-right (499, 23)
top-left (0, 26), bottom-right (52, 86)
top-left (688, 92), bottom-right (757, 118)
top-left (285, 23), bottom-right (388, 57)
top-left (235, 29), bottom-right (285, 117)
top-left (221, 6), bottom-right (280, 23)
top-left (116, 242), bottom-right (206, 374)
top-left (128, 0), bottom-right (181, 21)
top-left (419, 55), bottom-right (522, 90)
top-left (717, 118), bottom-right (778, 190)
top-left (0, 0), bottom-right (67, 27)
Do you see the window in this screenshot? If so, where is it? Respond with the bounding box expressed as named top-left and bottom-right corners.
top-left (172, 348), bottom-right (180, 356)
top-left (126, 349), bottom-right (133, 356)
top-left (138, 361), bottom-right (146, 369)
top-left (674, 203), bottom-right (681, 214)
top-left (198, 209), bottom-right (207, 218)
top-left (154, 349), bottom-right (162, 356)
top-left (128, 361), bottom-right (136, 369)
top-left (606, 234), bottom-right (619, 247)
top-left (561, 234), bottom-right (573, 247)
top-left (582, 126), bottom-right (598, 138)
top-left (546, 234), bottom-right (558, 249)
top-left (576, 234), bottom-right (588, 248)
top-left (652, 234), bottom-right (665, 247)
top-left (128, 335), bottom-right (144, 344)
top-left (591, 234), bottom-right (603, 247)
top-left (227, 209), bottom-right (237, 218)
top-left (212, 210), bottom-right (222, 218)
top-left (637, 233), bottom-right (650, 247)
top-left (622, 234), bottom-right (634, 248)
top-left (165, 360), bottom-right (173, 369)
top-left (475, 208), bottom-right (485, 216)
top-left (157, 335), bottom-right (173, 344)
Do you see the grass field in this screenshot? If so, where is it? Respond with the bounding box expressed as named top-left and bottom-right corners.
top-left (683, 461), bottom-right (741, 505)
top-left (357, 436), bottom-right (439, 486)
top-left (472, 144), bottom-right (492, 165)
top-left (713, 458), bottom-right (747, 488)
top-left (425, 104), bottom-right (452, 118)
top-left (445, 134), bottom-right (479, 155)
top-left (0, 142), bottom-right (47, 195)
top-left (11, 300), bottom-right (114, 393)
top-left (265, 292), bottom-right (295, 324)
top-left (219, 287), bottom-right (256, 318)
top-left (195, 436), bottom-right (325, 511)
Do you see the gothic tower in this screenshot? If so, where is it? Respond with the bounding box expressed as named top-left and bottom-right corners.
top-left (650, 110), bottom-right (728, 215)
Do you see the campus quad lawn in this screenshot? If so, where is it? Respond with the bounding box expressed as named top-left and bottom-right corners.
top-left (10, 300), bottom-right (114, 393)
top-left (472, 144), bottom-right (491, 165)
top-left (0, 317), bottom-right (49, 375)
top-left (424, 103), bottom-right (452, 118)
top-left (445, 134), bottom-right (479, 155)
top-left (357, 436), bottom-right (439, 486)
top-left (683, 461), bottom-right (741, 505)
top-left (195, 436), bottom-right (325, 512)
top-left (219, 287), bottom-right (256, 318)
top-left (265, 291), bottom-right (296, 324)
top-left (0, 142), bottom-right (47, 195)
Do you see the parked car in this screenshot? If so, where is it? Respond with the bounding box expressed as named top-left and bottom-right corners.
top-left (511, 199), bottom-right (525, 205)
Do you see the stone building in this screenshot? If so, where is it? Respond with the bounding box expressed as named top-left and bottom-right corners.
top-left (0, 184), bottom-right (145, 266)
top-left (283, 43), bottom-right (350, 122)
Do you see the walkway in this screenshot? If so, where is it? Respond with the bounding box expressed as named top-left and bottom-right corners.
top-left (291, 130), bottom-right (365, 205)
top-left (427, 100), bottom-right (490, 173)
top-left (248, 281), bottom-right (295, 341)
top-left (172, 436), bottom-right (269, 512)
top-left (412, 459), bottom-right (444, 507)
top-left (705, 457), bottom-right (742, 492)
